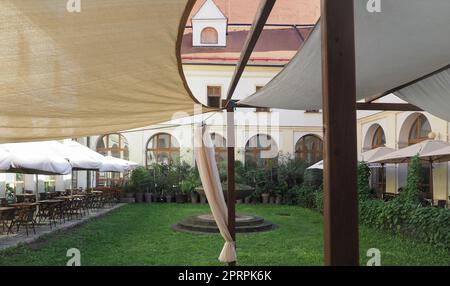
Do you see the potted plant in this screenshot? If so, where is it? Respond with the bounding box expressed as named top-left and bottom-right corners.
top-left (180, 179), bottom-right (196, 204)
top-left (144, 186), bottom-right (152, 204)
top-left (5, 184), bottom-right (16, 204)
top-left (129, 166), bottom-right (150, 203)
top-left (119, 182), bottom-right (136, 203)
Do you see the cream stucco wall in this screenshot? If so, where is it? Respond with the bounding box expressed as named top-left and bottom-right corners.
top-left (358, 110), bottom-right (450, 203)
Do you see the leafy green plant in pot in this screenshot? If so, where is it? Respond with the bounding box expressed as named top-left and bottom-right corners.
top-left (129, 166), bottom-right (150, 203)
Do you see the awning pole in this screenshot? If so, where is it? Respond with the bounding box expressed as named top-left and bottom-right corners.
top-left (226, 103), bottom-right (236, 266)
top-left (35, 174), bottom-right (39, 201)
top-left (429, 158), bottom-right (434, 204)
top-left (321, 0), bottom-right (359, 266)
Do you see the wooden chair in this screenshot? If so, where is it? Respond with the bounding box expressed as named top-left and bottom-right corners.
top-left (15, 206), bottom-right (37, 236)
top-left (0, 208), bottom-right (17, 235)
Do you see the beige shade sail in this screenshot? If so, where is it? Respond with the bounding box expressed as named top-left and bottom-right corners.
top-left (414, 145), bottom-right (450, 163)
top-left (194, 125), bottom-right (236, 263)
top-left (240, 0), bottom-right (450, 121)
top-left (370, 140), bottom-right (450, 164)
top-left (0, 0), bottom-right (211, 143)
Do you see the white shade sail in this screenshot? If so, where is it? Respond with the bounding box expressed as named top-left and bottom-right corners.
top-left (0, 148), bottom-right (11, 170)
top-left (371, 140), bottom-right (450, 164)
top-left (240, 0), bottom-right (450, 122)
top-left (0, 142), bottom-right (72, 175)
top-left (0, 0), bottom-right (206, 143)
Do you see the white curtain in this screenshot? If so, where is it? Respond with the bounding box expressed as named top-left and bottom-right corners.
top-left (194, 126), bottom-right (236, 263)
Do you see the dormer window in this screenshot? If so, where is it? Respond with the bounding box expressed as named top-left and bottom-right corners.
top-left (201, 27), bottom-right (219, 45)
top-left (192, 0), bottom-right (227, 47)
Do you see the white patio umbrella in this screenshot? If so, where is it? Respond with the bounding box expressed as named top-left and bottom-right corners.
top-left (307, 160), bottom-right (323, 170)
top-left (1, 142), bottom-right (72, 175)
top-left (360, 147), bottom-right (395, 163)
top-left (104, 156), bottom-right (138, 172)
top-left (371, 140), bottom-right (450, 201)
top-left (0, 141), bottom-right (73, 200)
top-left (371, 140), bottom-right (450, 164)
top-left (52, 141), bottom-right (103, 171)
top-left (240, 0), bottom-right (450, 122)
top-left (0, 147), bottom-right (11, 170)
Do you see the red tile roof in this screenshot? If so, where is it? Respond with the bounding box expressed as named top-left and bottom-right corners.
top-left (181, 1), bottom-right (318, 65)
top-left (181, 26), bottom-right (313, 66)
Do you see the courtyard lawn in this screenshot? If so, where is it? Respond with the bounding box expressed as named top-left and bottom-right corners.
top-left (0, 204), bottom-right (448, 266)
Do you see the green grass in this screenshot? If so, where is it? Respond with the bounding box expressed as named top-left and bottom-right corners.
top-left (0, 204), bottom-right (448, 266)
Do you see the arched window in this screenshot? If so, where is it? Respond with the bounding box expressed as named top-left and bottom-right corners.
top-left (372, 126), bottom-right (386, 149)
top-left (96, 133), bottom-right (129, 160)
top-left (408, 114), bottom-right (431, 145)
top-left (211, 133), bottom-right (227, 164)
top-left (295, 135), bottom-right (323, 164)
top-left (96, 134), bottom-right (129, 187)
top-left (146, 133), bottom-right (180, 166)
top-left (245, 134), bottom-right (278, 168)
top-left (201, 27), bottom-right (218, 44)
top-left (367, 126), bottom-right (387, 197)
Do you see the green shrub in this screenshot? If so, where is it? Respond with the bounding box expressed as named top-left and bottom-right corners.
top-left (400, 155), bottom-right (422, 205)
top-left (357, 161), bottom-right (371, 201)
top-left (290, 185), bottom-right (317, 208)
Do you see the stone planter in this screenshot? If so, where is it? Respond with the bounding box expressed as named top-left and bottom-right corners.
top-left (269, 196), bottom-right (276, 204)
top-left (195, 184), bottom-right (254, 202)
top-left (244, 196), bottom-right (251, 204)
top-left (144, 193), bottom-right (152, 203)
top-left (190, 192), bottom-right (199, 204)
top-left (175, 194), bottom-right (187, 203)
top-left (275, 194), bottom-right (283, 204)
top-left (236, 199), bottom-right (243, 204)
top-left (119, 197), bottom-right (135, 203)
top-left (200, 194), bottom-right (207, 204)
top-left (261, 193), bottom-right (270, 204)
top-left (135, 193), bottom-right (144, 203)
top-left (166, 195), bottom-right (173, 203)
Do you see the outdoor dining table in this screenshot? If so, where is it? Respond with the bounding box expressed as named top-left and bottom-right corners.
top-left (9, 202), bottom-right (39, 208)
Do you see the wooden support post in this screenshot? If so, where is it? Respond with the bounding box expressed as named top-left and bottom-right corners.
top-left (321, 0), bottom-right (359, 266)
top-left (227, 103), bottom-right (236, 266)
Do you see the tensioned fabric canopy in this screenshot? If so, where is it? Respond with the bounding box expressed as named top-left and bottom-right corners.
top-left (240, 0), bottom-right (450, 121)
top-left (0, 0), bottom-right (207, 143)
